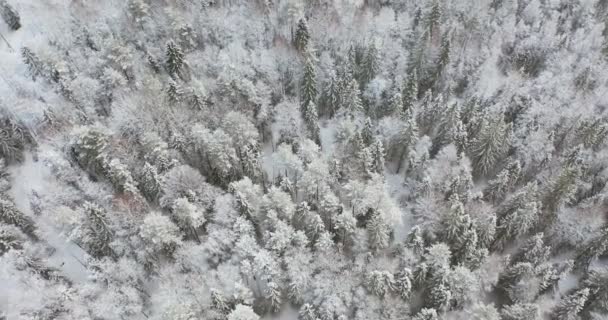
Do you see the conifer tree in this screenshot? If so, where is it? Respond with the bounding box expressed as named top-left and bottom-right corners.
top-left (395, 112), bottom-right (419, 173)
top-left (493, 182), bottom-right (540, 250)
top-left (552, 288), bottom-right (589, 320)
top-left (394, 268), bottom-right (413, 300)
top-left (21, 47), bottom-right (43, 80)
top-left (337, 78), bottom-right (363, 118)
top-left (406, 225), bottom-right (425, 255)
top-left (435, 33), bottom-right (451, 79)
top-left (413, 308), bottom-right (438, 320)
top-left (0, 198), bottom-right (37, 240)
top-left (361, 43), bottom-right (379, 86)
top-left (139, 162), bottom-right (162, 202)
top-left (543, 165), bottom-right (580, 217)
top-left (501, 303), bottom-right (540, 320)
top-left (367, 211), bottom-right (390, 251)
top-left (469, 116), bottom-right (511, 177)
top-left (387, 87), bottom-right (403, 116)
top-left (165, 40), bottom-right (184, 77)
top-left (0, 0), bottom-right (20, 30)
top-left (302, 101), bottom-right (320, 145)
top-left (166, 79), bottom-right (183, 104)
top-left (321, 74), bottom-right (339, 118)
top-left (299, 304), bottom-right (317, 320)
top-left (294, 18), bottom-right (310, 52)
top-left (574, 226), bottom-right (608, 271)
top-left (484, 160), bottom-right (522, 203)
top-left (82, 202), bottom-right (114, 258)
top-left (426, 1), bottom-right (442, 40)
top-left (301, 55), bottom-right (317, 110)
top-left (369, 138), bottom-right (385, 174)
top-left (361, 118), bottom-right (374, 146)
top-left (402, 71), bottom-right (418, 113)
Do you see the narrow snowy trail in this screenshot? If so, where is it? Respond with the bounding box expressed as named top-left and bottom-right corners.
top-left (8, 153), bottom-right (89, 283)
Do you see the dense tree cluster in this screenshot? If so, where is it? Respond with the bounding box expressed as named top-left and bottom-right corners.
top-left (1, 0), bottom-right (608, 319)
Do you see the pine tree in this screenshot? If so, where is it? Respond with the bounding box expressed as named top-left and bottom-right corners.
top-left (361, 118), bottom-right (374, 146)
top-left (406, 225), bottom-right (425, 255)
top-left (0, 0), bottom-right (20, 30)
top-left (413, 308), bottom-right (438, 320)
top-left (484, 160), bottom-right (522, 203)
top-left (394, 268), bottom-right (413, 300)
top-left (395, 112), bottom-right (419, 173)
top-left (127, 0), bottom-right (149, 24)
top-left (511, 233), bottom-right (550, 266)
top-left (299, 304), bottom-right (317, 320)
top-left (369, 138), bottom-right (385, 174)
top-left (365, 270), bottom-right (395, 297)
top-left (21, 47), bottom-right (43, 80)
top-left (433, 103), bottom-right (467, 154)
top-left (552, 288), bottom-right (589, 320)
top-left (426, 1), bottom-right (442, 41)
top-left (543, 165), bottom-right (580, 216)
top-left (387, 88), bottom-right (403, 116)
top-left (435, 33), bottom-right (451, 80)
top-left (361, 43), bottom-right (379, 86)
top-left (105, 158), bottom-right (139, 195)
top-left (139, 162), bottom-right (162, 202)
top-left (402, 71), bottom-right (418, 113)
top-left (575, 226), bottom-right (608, 271)
top-left (501, 303), bottom-right (540, 320)
top-left (302, 101), bottom-right (320, 145)
top-left (165, 40), bottom-right (184, 77)
top-left (469, 116), bottom-right (511, 177)
top-left (367, 211), bottom-right (390, 251)
top-left (321, 74), bottom-right (339, 118)
top-left (301, 55), bottom-right (317, 110)
top-left (82, 202), bottom-right (114, 258)
top-left (493, 182), bottom-right (540, 250)
top-left (72, 128), bottom-right (109, 176)
top-left (0, 198), bottom-right (37, 240)
top-left (166, 79), bottom-right (183, 104)
top-left (265, 281), bottom-right (282, 312)
top-left (294, 18), bottom-right (310, 52)
top-left (341, 78), bottom-right (364, 117)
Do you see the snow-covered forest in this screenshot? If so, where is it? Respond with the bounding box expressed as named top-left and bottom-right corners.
top-left (1, 0), bottom-right (608, 319)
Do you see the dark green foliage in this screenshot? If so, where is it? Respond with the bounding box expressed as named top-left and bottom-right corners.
top-left (0, 198), bottom-right (37, 240)
top-left (0, 0), bottom-right (20, 30)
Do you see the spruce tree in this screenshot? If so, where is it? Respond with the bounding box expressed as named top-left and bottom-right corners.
top-left (294, 18), bottom-right (310, 52)
top-left (321, 74), bottom-right (339, 118)
top-left (21, 47), bottom-right (43, 80)
top-left (484, 160), bottom-right (522, 203)
top-left (301, 55), bottom-right (317, 110)
top-left (367, 211), bottom-right (390, 251)
top-left (402, 70), bottom-right (418, 113)
top-left (166, 79), bottom-right (183, 104)
top-left (0, 0), bottom-right (20, 30)
top-left (369, 138), bottom-right (385, 174)
top-left (552, 288), bottom-right (589, 320)
top-left (406, 225), bottom-right (425, 255)
top-left (302, 101), bottom-right (320, 145)
top-left (574, 226), bottom-right (608, 271)
top-left (493, 182), bottom-right (540, 250)
top-left (139, 162), bottom-right (162, 202)
top-left (0, 198), bottom-right (37, 240)
top-left (82, 202), bottom-right (115, 258)
top-left (413, 308), bottom-right (438, 320)
top-left (165, 40), bottom-right (184, 77)
top-left (426, 1), bottom-right (442, 40)
top-left (360, 43), bottom-right (379, 86)
top-left (341, 78), bottom-right (364, 117)
top-left (361, 118), bottom-right (374, 146)
top-left (469, 116), bottom-right (511, 177)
